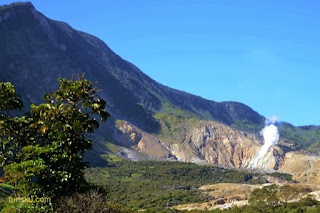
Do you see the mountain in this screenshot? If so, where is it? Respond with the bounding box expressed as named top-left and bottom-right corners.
top-left (0, 2), bottom-right (264, 129)
top-left (1, 2), bottom-right (320, 169)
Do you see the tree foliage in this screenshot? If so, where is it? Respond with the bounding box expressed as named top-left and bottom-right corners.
top-left (0, 82), bottom-right (23, 113)
top-left (0, 82), bottom-right (24, 168)
top-left (0, 75), bottom-right (110, 210)
top-left (249, 184), bottom-right (279, 210)
top-left (85, 160), bottom-right (273, 211)
top-left (248, 184), bottom-right (310, 212)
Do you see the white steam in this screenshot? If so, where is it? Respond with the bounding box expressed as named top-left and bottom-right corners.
top-left (251, 116), bottom-right (279, 168)
top-left (265, 115), bottom-right (278, 125)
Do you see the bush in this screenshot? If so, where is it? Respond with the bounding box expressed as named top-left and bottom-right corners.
top-left (54, 190), bottom-right (129, 213)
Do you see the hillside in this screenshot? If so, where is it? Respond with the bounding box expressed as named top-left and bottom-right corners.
top-left (0, 2), bottom-right (320, 166)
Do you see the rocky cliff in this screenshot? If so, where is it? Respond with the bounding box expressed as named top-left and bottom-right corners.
top-left (114, 118), bottom-right (288, 170)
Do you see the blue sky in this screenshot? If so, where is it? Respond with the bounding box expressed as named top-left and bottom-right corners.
top-left (1, 1), bottom-right (320, 126)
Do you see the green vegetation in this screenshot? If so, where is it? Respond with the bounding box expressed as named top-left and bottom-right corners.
top-left (307, 141), bottom-right (320, 152)
top-left (85, 160), bottom-right (284, 211)
top-left (154, 113), bottom-right (201, 143)
top-left (232, 119), bottom-right (264, 134)
top-left (268, 172), bottom-right (294, 182)
top-left (0, 184), bottom-right (13, 210)
top-left (54, 190), bottom-right (130, 213)
top-left (0, 76), bottom-right (111, 212)
top-left (0, 184), bottom-right (12, 198)
top-left (281, 123), bottom-right (320, 151)
top-left (159, 102), bottom-right (199, 119)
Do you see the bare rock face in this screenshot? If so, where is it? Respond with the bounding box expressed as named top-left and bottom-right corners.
top-left (113, 120), bottom-right (172, 159)
top-left (113, 121), bottom-right (142, 147)
top-left (279, 152), bottom-right (320, 185)
top-left (251, 146), bottom-right (285, 170)
top-left (114, 119), bottom-right (286, 170)
top-left (170, 121), bottom-right (284, 169)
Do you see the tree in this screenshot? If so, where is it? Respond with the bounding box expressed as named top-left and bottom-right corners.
top-left (0, 82), bottom-right (23, 113)
top-left (0, 82), bottom-right (25, 197)
top-left (0, 82), bottom-right (24, 167)
top-left (248, 184), bottom-right (279, 210)
top-left (248, 184), bottom-right (312, 212)
top-left (278, 185), bottom-right (307, 208)
top-left (0, 75), bottom-right (110, 206)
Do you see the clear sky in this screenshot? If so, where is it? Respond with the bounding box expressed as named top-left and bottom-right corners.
top-left (1, 0), bottom-right (320, 126)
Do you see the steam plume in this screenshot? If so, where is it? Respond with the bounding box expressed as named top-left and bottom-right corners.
top-left (251, 116), bottom-right (279, 168)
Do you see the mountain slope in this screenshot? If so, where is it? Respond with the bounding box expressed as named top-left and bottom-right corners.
top-left (0, 2), bottom-right (264, 131)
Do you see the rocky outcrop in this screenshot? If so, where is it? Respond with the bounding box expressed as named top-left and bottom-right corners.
top-left (113, 120), bottom-right (173, 159)
top-left (279, 152), bottom-right (320, 185)
top-left (169, 120), bottom-right (286, 170)
top-left (250, 146), bottom-right (285, 170)
top-left (114, 119), bottom-right (286, 170)
top-left (170, 121), bottom-right (260, 167)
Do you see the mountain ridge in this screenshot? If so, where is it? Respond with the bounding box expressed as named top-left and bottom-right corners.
top-left (0, 2), bottom-right (265, 130)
